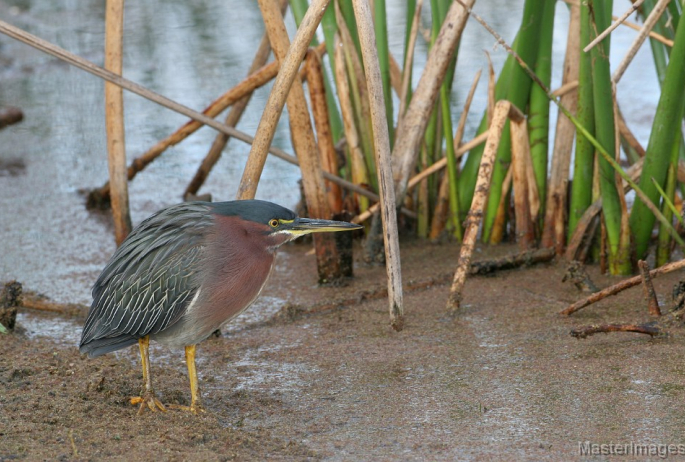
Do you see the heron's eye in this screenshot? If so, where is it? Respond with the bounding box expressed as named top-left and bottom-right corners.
top-left (269, 219), bottom-right (279, 228)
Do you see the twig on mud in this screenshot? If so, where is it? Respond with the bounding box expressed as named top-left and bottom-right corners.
top-left (560, 259), bottom-right (685, 316)
top-left (3, 281), bottom-right (86, 317)
top-left (21, 295), bottom-right (86, 317)
top-left (469, 248), bottom-right (555, 275)
top-left (570, 323), bottom-right (661, 339)
top-left (638, 260), bottom-right (661, 316)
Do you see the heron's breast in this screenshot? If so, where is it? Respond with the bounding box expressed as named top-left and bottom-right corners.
top-left (198, 215), bottom-right (276, 327)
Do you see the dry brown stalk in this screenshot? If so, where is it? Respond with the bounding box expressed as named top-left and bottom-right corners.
top-left (21, 295), bottom-right (86, 317)
top-left (490, 166), bottom-right (513, 245)
top-left (409, 132), bottom-right (489, 191)
top-left (551, 80), bottom-right (579, 97)
top-left (398, 0), bottom-right (424, 119)
top-left (570, 323), bottom-right (661, 339)
top-left (388, 53), bottom-right (403, 97)
top-left (638, 260), bottom-right (661, 316)
top-left (541, 2), bottom-right (580, 253)
top-left (306, 49), bottom-right (343, 215)
top-left (257, 0), bottom-right (340, 283)
top-left (104, 0), bottom-right (131, 245)
top-left (392, 0), bottom-right (474, 207)
top-left (510, 116), bottom-right (535, 248)
top-left (617, 107), bottom-right (646, 158)
top-left (618, 18), bottom-right (674, 47)
top-left (560, 0), bottom-right (675, 46)
top-left (485, 51), bottom-right (495, 128)
top-left (561, 258), bottom-right (685, 316)
top-left (334, 33), bottom-right (370, 212)
top-left (454, 70), bottom-right (482, 153)
top-left (352, 0), bottom-right (404, 331)
top-left (236, 0), bottom-right (329, 201)
top-left (447, 101), bottom-right (520, 313)
top-left (430, 169), bottom-right (452, 240)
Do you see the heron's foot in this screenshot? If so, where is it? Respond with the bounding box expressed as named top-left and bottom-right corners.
top-left (130, 392), bottom-right (167, 415)
top-left (167, 401), bottom-right (205, 414)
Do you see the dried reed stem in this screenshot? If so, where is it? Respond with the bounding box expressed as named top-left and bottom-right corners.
top-left (334, 33), bottom-right (370, 211)
top-left (510, 116), bottom-right (535, 248)
top-left (104, 0), bottom-right (131, 245)
top-left (570, 323), bottom-right (660, 338)
top-left (638, 260), bottom-right (661, 316)
top-left (618, 18), bottom-right (673, 47)
top-left (541, 2), bottom-right (580, 253)
top-left (447, 101), bottom-right (519, 313)
top-left (95, 59), bottom-right (280, 203)
top-left (307, 50), bottom-right (343, 214)
top-left (398, 0), bottom-right (424, 118)
top-left (352, 0), bottom-right (404, 331)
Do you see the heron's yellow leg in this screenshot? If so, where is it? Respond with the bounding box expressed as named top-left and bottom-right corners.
top-left (186, 344), bottom-right (202, 411)
top-left (129, 336), bottom-right (167, 414)
top-left (167, 344), bottom-right (205, 414)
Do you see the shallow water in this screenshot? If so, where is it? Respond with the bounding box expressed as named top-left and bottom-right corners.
top-left (0, 0), bottom-right (659, 305)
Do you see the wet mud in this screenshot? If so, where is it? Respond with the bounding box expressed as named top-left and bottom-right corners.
top-left (3, 242), bottom-right (685, 460)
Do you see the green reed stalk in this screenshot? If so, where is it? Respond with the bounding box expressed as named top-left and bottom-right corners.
top-left (373, 0), bottom-right (394, 145)
top-left (630, 9), bottom-right (685, 259)
top-left (589, 0), bottom-right (631, 274)
top-left (568, 0), bottom-right (595, 240)
top-left (528, 0), bottom-right (556, 228)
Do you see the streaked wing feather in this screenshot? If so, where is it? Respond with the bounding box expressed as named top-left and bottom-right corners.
top-left (80, 202), bottom-right (212, 351)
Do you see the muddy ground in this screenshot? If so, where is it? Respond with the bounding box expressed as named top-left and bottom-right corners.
top-left (3, 241), bottom-right (685, 461)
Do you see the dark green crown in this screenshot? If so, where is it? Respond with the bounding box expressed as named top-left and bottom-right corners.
top-left (210, 200), bottom-right (297, 225)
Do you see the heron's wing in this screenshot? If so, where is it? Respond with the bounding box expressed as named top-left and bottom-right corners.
top-left (79, 202), bottom-right (213, 356)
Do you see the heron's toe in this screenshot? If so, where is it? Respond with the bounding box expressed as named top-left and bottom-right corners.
top-left (167, 402), bottom-right (205, 414)
top-left (130, 393), bottom-right (167, 415)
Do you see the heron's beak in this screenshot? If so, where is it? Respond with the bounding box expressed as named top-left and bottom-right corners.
top-left (290, 217), bottom-right (362, 235)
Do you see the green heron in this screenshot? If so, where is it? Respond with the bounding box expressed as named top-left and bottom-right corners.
top-left (79, 199), bottom-right (360, 414)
